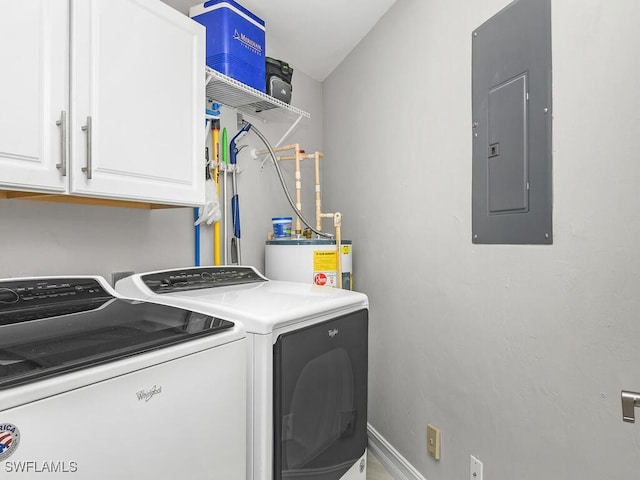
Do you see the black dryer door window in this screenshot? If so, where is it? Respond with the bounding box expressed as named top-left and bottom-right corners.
top-left (273, 309), bottom-right (368, 480)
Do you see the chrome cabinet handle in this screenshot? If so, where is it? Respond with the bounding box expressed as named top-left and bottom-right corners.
top-left (55, 110), bottom-right (67, 177)
top-left (621, 390), bottom-right (640, 422)
top-left (81, 116), bottom-right (92, 179)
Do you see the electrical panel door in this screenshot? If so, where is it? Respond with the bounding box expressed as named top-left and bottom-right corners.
top-left (472, 0), bottom-right (552, 244)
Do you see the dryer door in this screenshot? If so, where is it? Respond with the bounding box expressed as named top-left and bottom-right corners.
top-left (273, 309), bottom-right (368, 480)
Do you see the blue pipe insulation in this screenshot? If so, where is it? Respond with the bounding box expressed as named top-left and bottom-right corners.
top-left (194, 207), bottom-right (201, 266)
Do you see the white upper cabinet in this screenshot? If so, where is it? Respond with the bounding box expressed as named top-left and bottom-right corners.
top-left (70, 0), bottom-right (205, 205)
top-left (0, 0), bottom-right (68, 193)
top-left (0, 0), bottom-right (205, 207)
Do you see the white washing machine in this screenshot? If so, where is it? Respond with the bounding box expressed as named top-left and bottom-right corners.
top-left (0, 276), bottom-right (246, 479)
top-left (116, 266), bottom-right (369, 480)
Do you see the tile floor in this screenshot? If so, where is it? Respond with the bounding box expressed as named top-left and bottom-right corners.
top-left (367, 451), bottom-right (394, 480)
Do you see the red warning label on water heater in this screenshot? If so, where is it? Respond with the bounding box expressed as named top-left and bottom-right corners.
top-left (314, 273), bottom-right (328, 286)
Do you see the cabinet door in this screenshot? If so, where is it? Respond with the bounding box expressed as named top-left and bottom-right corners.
top-left (71, 0), bottom-right (205, 206)
top-left (0, 0), bottom-right (68, 193)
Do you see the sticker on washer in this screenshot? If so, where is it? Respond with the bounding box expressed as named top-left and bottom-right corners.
top-left (0, 423), bottom-right (20, 461)
top-left (1, 423), bottom-right (80, 473)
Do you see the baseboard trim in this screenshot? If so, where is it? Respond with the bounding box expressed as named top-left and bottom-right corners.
top-left (367, 423), bottom-right (427, 480)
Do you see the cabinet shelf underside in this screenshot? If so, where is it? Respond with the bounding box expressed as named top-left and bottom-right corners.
top-left (0, 190), bottom-right (180, 210)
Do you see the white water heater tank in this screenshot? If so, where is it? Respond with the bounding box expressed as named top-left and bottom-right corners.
top-left (265, 239), bottom-right (353, 289)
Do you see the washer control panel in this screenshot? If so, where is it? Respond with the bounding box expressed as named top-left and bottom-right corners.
top-left (141, 267), bottom-right (267, 294)
top-left (0, 278), bottom-right (111, 310)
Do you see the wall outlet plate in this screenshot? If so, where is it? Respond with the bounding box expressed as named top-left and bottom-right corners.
top-left (470, 455), bottom-right (483, 480)
top-left (427, 424), bottom-right (441, 460)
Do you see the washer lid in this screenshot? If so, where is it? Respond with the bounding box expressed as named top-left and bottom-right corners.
top-left (0, 277), bottom-right (236, 390)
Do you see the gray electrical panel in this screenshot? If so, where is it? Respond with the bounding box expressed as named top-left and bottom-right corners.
top-left (472, 0), bottom-right (552, 244)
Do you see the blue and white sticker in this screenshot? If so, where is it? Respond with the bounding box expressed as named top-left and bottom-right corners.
top-left (0, 424), bottom-right (20, 461)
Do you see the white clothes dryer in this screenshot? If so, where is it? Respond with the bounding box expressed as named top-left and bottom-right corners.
top-left (0, 275), bottom-right (246, 479)
top-left (116, 266), bottom-right (369, 480)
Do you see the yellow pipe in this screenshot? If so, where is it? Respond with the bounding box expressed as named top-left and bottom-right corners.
top-left (277, 153), bottom-right (322, 161)
top-left (255, 144), bottom-right (298, 155)
top-left (334, 212), bottom-right (342, 289)
top-left (294, 144), bottom-right (302, 234)
top-left (314, 152), bottom-right (322, 231)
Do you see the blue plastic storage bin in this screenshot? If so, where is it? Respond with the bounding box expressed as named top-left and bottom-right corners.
top-left (190, 0), bottom-right (266, 92)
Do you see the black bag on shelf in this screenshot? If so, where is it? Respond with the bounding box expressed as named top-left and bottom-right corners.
top-left (266, 57), bottom-right (293, 104)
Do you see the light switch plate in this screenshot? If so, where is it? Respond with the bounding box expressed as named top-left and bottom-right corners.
top-left (427, 424), bottom-right (441, 460)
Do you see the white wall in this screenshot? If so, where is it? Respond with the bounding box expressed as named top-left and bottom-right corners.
top-left (323, 0), bottom-right (640, 478)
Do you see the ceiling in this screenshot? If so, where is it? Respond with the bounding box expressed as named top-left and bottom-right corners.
top-left (162, 0), bottom-right (397, 81)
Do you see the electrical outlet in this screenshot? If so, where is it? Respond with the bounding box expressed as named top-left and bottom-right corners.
top-left (470, 455), bottom-right (483, 480)
top-left (426, 424), bottom-right (441, 460)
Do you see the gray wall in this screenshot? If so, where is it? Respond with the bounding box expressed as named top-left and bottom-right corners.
top-left (323, 0), bottom-right (640, 478)
top-left (0, 58), bottom-right (323, 282)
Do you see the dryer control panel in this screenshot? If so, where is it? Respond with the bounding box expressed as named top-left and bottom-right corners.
top-left (141, 267), bottom-right (267, 294)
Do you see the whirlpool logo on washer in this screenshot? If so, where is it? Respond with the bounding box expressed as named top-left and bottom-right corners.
top-left (0, 423), bottom-right (20, 461)
top-left (328, 328), bottom-right (339, 338)
top-left (136, 385), bottom-right (163, 402)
